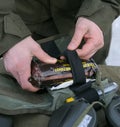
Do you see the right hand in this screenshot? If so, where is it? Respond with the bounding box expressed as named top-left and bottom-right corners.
top-left (3, 36), bottom-right (57, 92)
top-left (67, 17), bottom-right (104, 60)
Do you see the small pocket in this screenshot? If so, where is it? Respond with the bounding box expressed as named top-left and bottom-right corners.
top-left (4, 13), bottom-right (31, 38)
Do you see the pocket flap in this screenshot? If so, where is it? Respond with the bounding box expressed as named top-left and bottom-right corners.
top-left (4, 13), bottom-right (31, 38)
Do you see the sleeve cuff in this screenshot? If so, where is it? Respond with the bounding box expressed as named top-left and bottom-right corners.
top-left (0, 12), bottom-right (32, 55)
top-left (76, 0), bottom-right (119, 33)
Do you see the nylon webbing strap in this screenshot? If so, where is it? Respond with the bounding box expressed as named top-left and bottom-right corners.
top-left (64, 50), bottom-right (86, 85)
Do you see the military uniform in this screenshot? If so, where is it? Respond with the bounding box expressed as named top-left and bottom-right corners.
top-left (0, 0), bottom-right (120, 127)
top-left (0, 0), bottom-right (120, 63)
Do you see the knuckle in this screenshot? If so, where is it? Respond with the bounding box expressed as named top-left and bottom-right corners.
top-left (77, 24), bottom-right (86, 32)
top-left (97, 40), bottom-right (104, 48)
top-left (94, 37), bottom-right (104, 48)
top-left (33, 43), bottom-right (41, 52)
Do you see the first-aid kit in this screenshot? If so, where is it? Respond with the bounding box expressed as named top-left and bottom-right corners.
top-left (29, 52), bottom-right (98, 89)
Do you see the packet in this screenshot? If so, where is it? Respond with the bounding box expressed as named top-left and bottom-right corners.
top-left (28, 57), bottom-right (98, 89)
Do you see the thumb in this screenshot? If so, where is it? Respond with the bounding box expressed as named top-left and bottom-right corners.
top-left (67, 25), bottom-right (86, 50)
top-left (33, 45), bottom-right (57, 64)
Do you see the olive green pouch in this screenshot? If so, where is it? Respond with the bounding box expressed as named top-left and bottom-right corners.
top-left (49, 99), bottom-right (98, 127)
top-left (0, 74), bottom-right (52, 115)
top-left (92, 71), bottom-right (119, 106)
top-left (0, 62), bottom-right (74, 116)
top-left (106, 95), bottom-right (120, 127)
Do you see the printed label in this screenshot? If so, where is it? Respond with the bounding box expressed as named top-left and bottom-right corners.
top-left (78, 114), bottom-right (92, 127)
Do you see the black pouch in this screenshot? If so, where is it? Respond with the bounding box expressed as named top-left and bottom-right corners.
top-left (48, 99), bottom-right (97, 127)
top-left (106, 96), bottom-right (120, 127)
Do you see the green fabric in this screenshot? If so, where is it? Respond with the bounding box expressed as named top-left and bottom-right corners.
top-left (0, 12), bottom-right (31, 55)
top-left (13, 114), bottom-right (50, 127)
top-left (76, 0), bottom-right (120, 64)
top-left (0, 0), bottom-right (120, 63)
top-left (99, 65), bottom-right (120, 93)
top-left (0, 59), bottom-right (75, 115)
top-left (54, 35), bottom-right (72, 53)
top-left (0, 0), bottom-right (31, 55)
top-left (92, 78), bottom-right (118, 106)
top-left (48, 88), bottom-right (75, 110)
top-left (15, 0), bottom-right (120, 63)
top-left (0, 56), bottom-right (120, 127)
top-left (0, 0), bottom-right (120, 126)
top-left (0, 73), bottom-right (52, 115)
top-left (92, 65), bottom-right (120, 105)
top-left (0, 74), bottom-right (74, 115)
top-left (76, 0), bottom-right (120, 32)
top-left (4, 13), bottom-right (31, 38)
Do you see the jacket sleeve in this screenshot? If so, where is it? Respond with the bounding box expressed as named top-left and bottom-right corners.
top-left (0, 0), bottom-right (31, 56)
top-left (76, 0), bottom-right (120, 33)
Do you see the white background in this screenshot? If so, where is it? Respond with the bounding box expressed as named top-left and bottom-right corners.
top-left (106, 16), bottom-right (120, 66)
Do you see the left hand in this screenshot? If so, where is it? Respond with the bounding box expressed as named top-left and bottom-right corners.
top-left (3, 36), bottom-right (57, 92)
top-left (67, 17), bottom-right (104, 60)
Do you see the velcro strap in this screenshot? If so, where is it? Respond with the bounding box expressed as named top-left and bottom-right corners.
top-left (64, 50), bottom-right (94, 97)
top-left (64, 50), bottom-right (86, 85)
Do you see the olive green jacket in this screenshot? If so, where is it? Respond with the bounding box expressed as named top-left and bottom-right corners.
top-left (0, 0), bottom-right (120, 63)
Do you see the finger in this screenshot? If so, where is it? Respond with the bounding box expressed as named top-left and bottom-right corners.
top-left (76, 39), bottom-right (98, 59)
top-left (18, 64), bottom-right (40, 92)
top-left (67, 25), bottom-right (87, 50)
top-left (77, 49), bottom-right (97, 60)
top-left (19, 73), bottom-right (40, 92)
top-left (33, 44), bottom-right (57, 64)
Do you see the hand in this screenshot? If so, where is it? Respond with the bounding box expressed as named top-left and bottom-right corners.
top-left (67, 17), bottom-right (104, 60)
top-left (3, 36), bottom-right (57, 92)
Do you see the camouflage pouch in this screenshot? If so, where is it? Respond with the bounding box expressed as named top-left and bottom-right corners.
top-left (105, 95), bottom-right (120, 127)
top-left (92, 70), bottom-right (119, 106)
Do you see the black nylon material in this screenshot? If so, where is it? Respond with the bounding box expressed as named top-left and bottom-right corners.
top-left (63, 50), bottom-right (99, 104)
top-left (64, 50), bottom-right (86, 85)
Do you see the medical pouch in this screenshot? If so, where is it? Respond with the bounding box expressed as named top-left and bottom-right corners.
top-left (106, 96), bottom-right (120, 127)
top-left (29, 51), bottom-right (98, 89)
top-left (48, 99), bottom-right (97, 127)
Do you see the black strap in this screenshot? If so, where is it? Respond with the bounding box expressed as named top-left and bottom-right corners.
top-left (63, 50), bottom-right (99, 105)
top-left (64, 50), bottom-right (97, 100)
top-left (41, 41), bottom-right (60, 58)
top-left (64, 50), bottom-right (86, 85)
